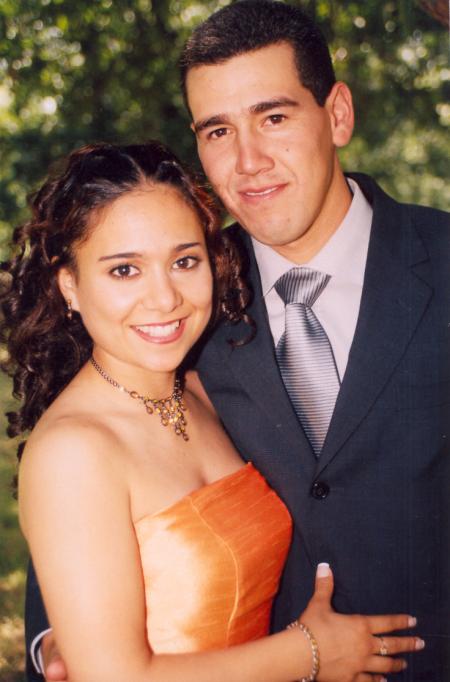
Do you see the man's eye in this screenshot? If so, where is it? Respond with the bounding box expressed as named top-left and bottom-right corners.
top-left (110, 264), bottom-right (139, 278)
top-left (173, 256), bottom-right (199, 270)
top-left (208, 127), bottom-right (228, 140)
top-left (267, 114), bottom-right (286, 125)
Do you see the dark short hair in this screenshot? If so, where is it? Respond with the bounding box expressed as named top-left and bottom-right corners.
top-left (179, 0), bottom-right (336, 108)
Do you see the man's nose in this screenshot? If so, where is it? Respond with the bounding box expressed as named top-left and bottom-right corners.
top-left (234, 133), bottom-right (274, 176)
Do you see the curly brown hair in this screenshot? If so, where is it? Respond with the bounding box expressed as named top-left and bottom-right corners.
top-left (0, 141), bottom-right (252, 448)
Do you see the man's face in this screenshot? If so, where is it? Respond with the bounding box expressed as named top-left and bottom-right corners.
top-left (187, 43), bottom-right (353, 262)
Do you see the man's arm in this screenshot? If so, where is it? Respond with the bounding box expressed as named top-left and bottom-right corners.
top-left (25, 561), bottom-right (50, 681)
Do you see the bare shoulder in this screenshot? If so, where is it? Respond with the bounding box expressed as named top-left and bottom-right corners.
top-left (185, 370), bottom-right (217, 417)
top-left (20, 412), bottom-right (125, 495)
top-left (19, 413), bottom-right (129, 536)
top-left (26, 408), bottom-right (120, 456)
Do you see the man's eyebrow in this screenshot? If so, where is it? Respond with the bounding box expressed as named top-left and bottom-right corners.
top-left (193, 114), bottom-right (231, 134)
top-left (249, 97), bottom-right (299, 114)
top-left (193, 97), bottom-right (299, 134)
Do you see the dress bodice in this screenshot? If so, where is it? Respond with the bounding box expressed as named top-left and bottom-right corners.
top-left (134, 463), bottom-right (292, 654)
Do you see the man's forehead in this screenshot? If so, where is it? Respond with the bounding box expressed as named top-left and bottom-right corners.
top-left (186, 43), bottom-right (303, 121)
top-left (186, 42), bottom-right (297, 82)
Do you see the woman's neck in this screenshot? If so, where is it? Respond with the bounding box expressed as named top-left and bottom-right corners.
top-left (89, 350), bottom-right (178, 400)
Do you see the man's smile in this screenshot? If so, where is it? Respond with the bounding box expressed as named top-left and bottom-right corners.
top-left (238, 183), bottom-right (287, 201)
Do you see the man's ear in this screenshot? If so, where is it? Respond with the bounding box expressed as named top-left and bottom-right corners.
top-left (326, 82), bottom-right (354, 148)
top-left (57, 267), bottom-right (80, 312)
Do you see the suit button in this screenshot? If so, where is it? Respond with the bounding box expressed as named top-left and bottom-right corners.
top-left (311, 481), bottom-right (330, 499)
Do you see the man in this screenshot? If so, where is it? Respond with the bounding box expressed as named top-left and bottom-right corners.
top-left (26, 2), bottom-right (450, 680)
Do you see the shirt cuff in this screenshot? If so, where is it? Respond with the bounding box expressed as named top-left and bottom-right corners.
top-left (30, 627), bottom-right (52, 675)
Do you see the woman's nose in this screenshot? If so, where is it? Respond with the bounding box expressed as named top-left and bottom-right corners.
top-left (140, 271), bottom-right (182, 313)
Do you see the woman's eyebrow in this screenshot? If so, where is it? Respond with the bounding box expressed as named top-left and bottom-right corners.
top-left (174, 242), bottom-right (202, 252)
top-left (98, 252), bottom-right (141, 262)
top-left (98, 243), bottom-right (202, 262)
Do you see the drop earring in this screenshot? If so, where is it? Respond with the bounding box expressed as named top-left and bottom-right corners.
top-left (66, 299), bottom-right (73, 320)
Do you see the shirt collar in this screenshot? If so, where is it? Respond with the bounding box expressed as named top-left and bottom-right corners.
top-left (252, 178), bottom-right (373, 297)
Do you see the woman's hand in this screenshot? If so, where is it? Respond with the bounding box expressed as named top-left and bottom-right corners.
top-left (298, 564), bottom-right (423, 682)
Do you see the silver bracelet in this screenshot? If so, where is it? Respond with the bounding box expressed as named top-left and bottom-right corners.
top-left (287, 620), bottom-right (320, 682)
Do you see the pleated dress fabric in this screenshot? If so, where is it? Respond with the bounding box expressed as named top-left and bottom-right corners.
top-left (134, 463), bottom-right (292, 654)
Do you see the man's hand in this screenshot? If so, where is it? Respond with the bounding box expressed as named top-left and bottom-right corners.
top-left (41, 632), bottom-right (68, 682)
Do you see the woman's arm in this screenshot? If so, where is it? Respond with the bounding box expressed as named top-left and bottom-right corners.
top-left (19, 423), bottom-right (420, 682)
top-left (20, 421), bottom-right (163, 680)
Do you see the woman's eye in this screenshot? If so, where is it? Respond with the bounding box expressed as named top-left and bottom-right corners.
top-left (173, 256), bottom-right (199, 270)
top-left (110, 264), bottom-right (139, 278)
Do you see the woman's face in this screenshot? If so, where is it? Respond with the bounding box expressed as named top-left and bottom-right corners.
top-left (59, 184), bottom-right (213, 379)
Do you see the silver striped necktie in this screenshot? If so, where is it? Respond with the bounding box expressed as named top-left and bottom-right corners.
top-left (275, 267), bottom-right (340, 456)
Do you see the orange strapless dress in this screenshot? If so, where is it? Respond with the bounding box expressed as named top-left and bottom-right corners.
top-left (134, 463), bottom-right (292, 654)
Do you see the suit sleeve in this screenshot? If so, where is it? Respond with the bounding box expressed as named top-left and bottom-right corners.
top-left (25, 560), bottom-right (49, 681)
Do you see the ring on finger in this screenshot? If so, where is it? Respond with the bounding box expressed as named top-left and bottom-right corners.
top-left (377, 636), bottom-right (389, 656)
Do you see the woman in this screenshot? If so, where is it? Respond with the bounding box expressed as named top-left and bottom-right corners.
top-left (1, 142), bottom-right (421, 682)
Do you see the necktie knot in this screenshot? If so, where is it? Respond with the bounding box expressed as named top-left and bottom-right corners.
top-left (275, 267), bottom-right (330, 308)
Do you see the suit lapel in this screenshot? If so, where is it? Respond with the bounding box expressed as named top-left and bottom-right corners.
top-left (318, 176), bottom-right (433, 472)
top-left (205, 177), bottom-right (432, 475)
top-left (211, 229), bottom-right (316, 468)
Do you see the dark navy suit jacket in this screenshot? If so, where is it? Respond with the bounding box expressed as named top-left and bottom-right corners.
top-left (25, 175), bottom-right (449, 680)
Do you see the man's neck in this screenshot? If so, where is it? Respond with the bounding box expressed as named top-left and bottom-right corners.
top-left (271, 170), bottom-right (353, 264)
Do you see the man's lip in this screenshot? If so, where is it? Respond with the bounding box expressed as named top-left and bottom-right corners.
top-left (238, 183), bottom-right (287, 200)
top-left (131, 319), bottom-right (186, 344)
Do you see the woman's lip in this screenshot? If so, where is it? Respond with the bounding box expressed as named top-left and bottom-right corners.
top-left (132, 319), bottom-right (186, 345)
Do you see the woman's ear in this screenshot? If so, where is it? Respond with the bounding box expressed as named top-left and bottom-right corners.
top-left (57, 267), bottom-right (80, 312)
top-left (326, 82), bottom-right (354, 148)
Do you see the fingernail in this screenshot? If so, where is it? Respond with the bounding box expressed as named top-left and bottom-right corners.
top-left (415, 638), bottom-right (425, 650)
top-left (316, 562), bottom-right (331, 577)
top-left (408, 616), bottom-right (417, 627)
top-left (380, 677), bottom-right (387, 682)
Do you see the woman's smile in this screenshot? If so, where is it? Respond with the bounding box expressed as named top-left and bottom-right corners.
top-left (132, 318), bottom-right (186, 344)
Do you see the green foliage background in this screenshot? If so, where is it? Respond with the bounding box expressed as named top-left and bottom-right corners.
top-left (0, 0), bottom-right (448, 678)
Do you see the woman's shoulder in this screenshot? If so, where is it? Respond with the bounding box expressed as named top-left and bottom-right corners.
top-left (19, 411), bottom-right (129, 535)
top-left (25, 369), bottom-right (128, 460)
top-left (21, 407), bottom-right (126, 487)
top-left (18, 409), bottom-right (137, 574)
